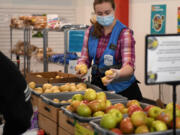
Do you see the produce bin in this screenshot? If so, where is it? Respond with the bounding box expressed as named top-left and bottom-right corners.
top-left (41, 91), bottom-right (127, 108)
top-left (90, 119), bottom-right (180, 135)
top-left (61, 97), bottom-right (128, 123)
top-left (30, 81), bottom-right (103, 97)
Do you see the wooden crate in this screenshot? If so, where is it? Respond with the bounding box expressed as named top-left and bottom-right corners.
top-left (38, 114), bottom-right (57, 135)
top-left (38, 98), bottom-right (59, 123)
top-left (58, 111), bottom-right (74, 134)
top-left (58, 127), bottom-right (73, 135)
top-left (31, 94), bottom-right (40, 106)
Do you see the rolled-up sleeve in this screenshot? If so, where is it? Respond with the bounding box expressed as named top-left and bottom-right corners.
top-left (77, 26), bottom-right (92, 68)
top-left (119, 29), bottom-right (135, 69)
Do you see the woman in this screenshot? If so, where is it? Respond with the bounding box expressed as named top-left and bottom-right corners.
top-left (76, 0), bottom-right (142, 100)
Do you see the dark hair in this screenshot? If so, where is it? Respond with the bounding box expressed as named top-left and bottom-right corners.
top-left (92, 0), bottom-right (115, 38)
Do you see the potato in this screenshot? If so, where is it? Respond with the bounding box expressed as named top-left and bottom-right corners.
top-left (59, 84), bottom-right (70, 92)
top-left (53, 89), bottom-right (60, 93)
top-left (44, 89), bottom-right (52, 93)
top-left (36, 74), bottom-right (42, 78)
top-left (34, 87), bottom-right (43, 93)
top-left (55, 75), bottom-right (60, 79)
top-left (60, 100), bottom-right (67, 103)
top-left (76, 83), bottom-right (87, 89)
top-left (43, 83), bottom-right (52, 90)
top-left (70, 85), bottom-right (77, 91)
top-left (53, 98), bottom-right (59, 103)
top-left (28, 82), bottom-right (36, 89)
top-left (50, 86), bottom-right (59, 91)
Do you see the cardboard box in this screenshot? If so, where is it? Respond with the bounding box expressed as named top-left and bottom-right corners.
top-left (38, 98), bottom-right (59, 123)
top-left (26, 72), bottom-right (82, 84)
top-left (58, 111), bottom-right (74, 134)
top-left (38, 114), bottom-right (57, 135)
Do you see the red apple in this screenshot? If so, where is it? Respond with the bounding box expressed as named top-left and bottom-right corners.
top-left (156, 110), bottom-right (173, 125)
top-left (128, 104), bottom-right (143, 116)
top-left (131, 111), bottom-right (147, 127)
top-left (82, 100), bottom-right (89, 105)
top-left (88, 100), bottom-right (102, 113)
top-left (171, 117), bottom-right (180, 129)
top-left (111, 128), bottom-right (123, 135)
top-left (120, 117), bottom-right (134, 134)
top-left (106, 105), bottom-right (116, 113)
top-left (144, 105), bottom-right (154, 112)
top-left (114, 103), bottom-right (125, 113)
top-left (135, 125), bottom-right (149, 134)
top-left (127, 100), bottom-right (140, 107)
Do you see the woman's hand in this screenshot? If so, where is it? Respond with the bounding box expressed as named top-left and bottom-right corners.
top-left (75, 63), bottom-right (88, 78)
top-left (103, 69), bottom-right (120, 86)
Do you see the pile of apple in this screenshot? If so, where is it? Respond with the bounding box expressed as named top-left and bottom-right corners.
top-left (99, 100), bottom-right (180, 135)
top-left (66, 89), bottom-right (114, 117)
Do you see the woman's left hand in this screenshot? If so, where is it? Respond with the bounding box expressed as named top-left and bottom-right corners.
top-left (104, 69), bottom-right (120, 86)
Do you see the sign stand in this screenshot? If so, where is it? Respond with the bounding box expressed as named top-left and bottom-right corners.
top-left (167, 83), bottom-right (178, 135)
top-left (145, 34), bottom-right (180, 135)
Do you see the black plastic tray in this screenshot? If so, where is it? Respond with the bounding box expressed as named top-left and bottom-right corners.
top-left (30, 81), bottom-right (102, 97)
top-left (61, 99), bottom-right (132, 123)
top-left (42, 91), bottom-right (127, 108)
top-left (90, 119), bottom-right (180, 135)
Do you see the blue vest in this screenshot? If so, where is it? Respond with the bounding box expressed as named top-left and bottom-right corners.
top-left (88, 20), bottom-right (136, 93)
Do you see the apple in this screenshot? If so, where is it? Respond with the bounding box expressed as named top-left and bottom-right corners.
top-left (166, 102), bottom-right (180, 110)
top-left (156, 109), bottom-right (173, 125)
top-left (77, 104), bottom-right (92, 117)
top-left (114, 103), bottom-right (125, 113)
top-left (151, 120), bottom-right (167, 131)
top-left (93, 111), bottom-right (104, 117)
top-left (121, 108), bottom-right (128, 114)
top-left (101, 76), bottom-right (109, 85)
top-left (171, 117), bottom-right (180, 129)
top-left (100, 114), bottom-right (117, 129)
top-left (135, 125), bottom-right (149, 134)
top-left (82, 100), bottom-right (89, 105)
top-left (128, 104), bottom-right (143, 116)
top-left (110, 128), bottom-right (123, 135)
top-left (105, 69), bottom-right (114, 76)
top-left (144, 105), bottom-right (154, 112)
top-left (127, 100), bottom-right (140, 107)
top-left (120, 117), bottom-right (134, 134)
top-left (105, 100), bottom-right (112, 108)
top-left (146, 117), bottom-right (155, 127)
top-left (131, 111), bottom-right (147, 127)
top-left (106, 105), bottom-right (116, 113)
top-left (88, 100), bottom-right (102, 112)
top-left (99, 100), bottom-right (106, 111)
top-left (148, 106), bottom-right (162, 119)
top-left (108, 109), bottom-right (123, 123)
top-left (83, 89), bottom-right (97, 101)
top-left (66, 105), bottom-right (75, 112)
top-left (96, 92), bottom-right (107, 102)
top-left (75, 64), bottom-right (88, 74)
top-left (71, 100), bottom-right (81, 111)
top-left (72, 94), bottom-right (83, 101)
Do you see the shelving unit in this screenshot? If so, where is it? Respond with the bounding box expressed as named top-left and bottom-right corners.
top-left (10, 25), bottom-right (88, 76)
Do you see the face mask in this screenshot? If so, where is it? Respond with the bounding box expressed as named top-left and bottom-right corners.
top-left (96, 14), bottom-right (114, 26)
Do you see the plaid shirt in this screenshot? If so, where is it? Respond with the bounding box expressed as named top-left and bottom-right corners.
top-left (78, 26), bottom-right (135, 69)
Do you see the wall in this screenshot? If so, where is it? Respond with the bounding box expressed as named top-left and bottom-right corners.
top-left (129, 0), bottom-right (180, 104)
